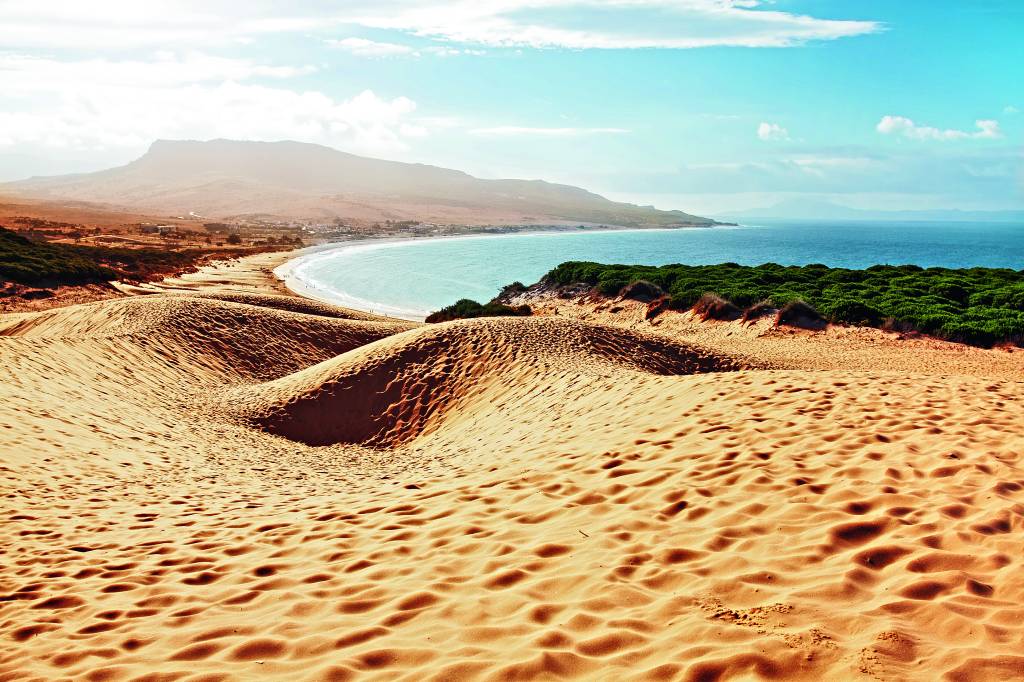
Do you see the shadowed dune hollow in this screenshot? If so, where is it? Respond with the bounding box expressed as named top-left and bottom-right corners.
top-left (2, 292), bottom-right (1024, 682)
top-left (230, 317), bottom-right (764, 447)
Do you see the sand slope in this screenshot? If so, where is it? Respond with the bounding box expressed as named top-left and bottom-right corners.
top-left (230, 317), bottom-right (763, 448)
top-left (2, 293), bottom-right (1024, 682)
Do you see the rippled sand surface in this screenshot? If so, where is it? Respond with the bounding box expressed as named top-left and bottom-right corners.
top-left (2, 289), bottom-right (1024, 681)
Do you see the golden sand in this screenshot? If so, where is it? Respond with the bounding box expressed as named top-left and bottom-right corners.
top-left (2, 255), bottom-right (1023, 681)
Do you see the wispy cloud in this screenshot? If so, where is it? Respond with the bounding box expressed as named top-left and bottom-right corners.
top-left (353, 0), bottom-right (881, 50)
top-left (757, 122), bottom-right (790, 141)
top-left (326, 38), bottom-right (416, 58)
top-left (1004, 105), bottom-right (1020, 115)
top-left (876, 115), bottom-right (1002, 141)
top-left (325, 39), bottom-right (488, 58)
top-left (423, 46), bottom-right (487, 57)
top-left (0, 1), bottom-right (881, 50)
top-left (0, 3), bottom-right (322, 49)
top-left (470, 126), bottom-right (630, 137)
top-left (789, 155), bottom-right (875, 178)
top-left (0, 52), bottom-right (314, 91)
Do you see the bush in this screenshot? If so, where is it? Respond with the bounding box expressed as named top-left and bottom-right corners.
top-left (941, 322), bottom-right (996, 348)
top-left (817, 298), bottom-right (884, 326)
top-left (539, 260), bottom-right (1024, 347)
top-left (500, 281), bottom-right (527, 296)
top-left (776, 300), bottom-right (826, 329)
top-left (425, 298), bottom-right (531, 323)
top-left (692, 293), bottom-right (741, 321)
top-left (741, 300), bottom-right (777, 323)
top-left (618, 280), bottom-right (665, 302)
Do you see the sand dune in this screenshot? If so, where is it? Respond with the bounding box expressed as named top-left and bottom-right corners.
top-left (230, 317), bottom-right (763, 448)
top-left (2, 290), bottom-right (1024, 681)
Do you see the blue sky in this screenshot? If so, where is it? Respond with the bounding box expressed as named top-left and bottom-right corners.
top-left (0, 0), bottom-right (1020, 213)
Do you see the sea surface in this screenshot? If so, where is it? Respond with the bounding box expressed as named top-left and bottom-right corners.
top-left (278, 220), bottom-right (1024, 320)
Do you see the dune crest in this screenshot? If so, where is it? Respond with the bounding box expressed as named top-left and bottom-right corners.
top-left (231, 317), bottom-right (762, 447)
top-left (2, 291), bottom-right (1024, 681)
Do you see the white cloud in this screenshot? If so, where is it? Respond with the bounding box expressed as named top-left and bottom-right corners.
top-left (1004, 105), bottom-right (1020, 115)
top-left (423, 46), bottom-right (486, 57)
top-left (876, 115), bottom-right (1002, 141)
top-left (790, 156), bottom-right (874, 169)
top-left (0, 1), bottom-right (881, 50)
top-left (757, 122), bottom-right (790, 141)
top-left (0, 53), bottom-right (424, 155)
top-left (0, 1), bottom-right (321, 49)
top-left (469, 126), bottom-right (630, 136)
top-left (789, 155), bottom-right (875, 178)
top-left (0, 52), bottom-right (313, 90)
top-left (349, 0), bottom-right (881, 50)
top-left (324, 38), bottom-right (487, 58)
top-left (326, 38), bottom-right (416, 57)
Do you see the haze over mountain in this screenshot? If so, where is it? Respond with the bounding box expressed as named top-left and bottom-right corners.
top-left (718, 198), bottom-right (1024, 223)
top-left (3, 139), bottom-right (714, 227)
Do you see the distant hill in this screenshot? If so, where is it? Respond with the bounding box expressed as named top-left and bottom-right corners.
top-left (718, 198), bottom-right (1024, 223)
top-left (4, 139), bottom-right (715, 228)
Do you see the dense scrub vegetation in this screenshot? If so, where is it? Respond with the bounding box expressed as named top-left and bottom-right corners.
top-left (1, 227), bottom-right (117, 284)
top-left (0, 226), bottom-right (246, 286)
top-left (426, 298), bottom-right (531, 323)
top-left (547, 260), bottom-right (1024, 347)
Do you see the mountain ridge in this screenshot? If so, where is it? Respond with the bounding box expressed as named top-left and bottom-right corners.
top-left (5, 139), bottom-right (715, 227)
top-left (718, 198), bottom-right (1024, 223)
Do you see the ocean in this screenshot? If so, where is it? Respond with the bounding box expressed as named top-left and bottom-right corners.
top-left (278, 220), bottom-right (1024, 320)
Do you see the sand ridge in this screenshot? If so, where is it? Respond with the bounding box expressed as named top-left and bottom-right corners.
top-left (2, 290), bottom-right (1024, 681)
top-left (229, 316), bottom-right (765, 447)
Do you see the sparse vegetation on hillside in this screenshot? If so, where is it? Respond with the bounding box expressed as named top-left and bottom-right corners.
top-left (0, 226), bottom-right (250, 286)
top-left (426, 298), bottom-right (532, 323)
top-left (1, 227), bottom-right (118, 284)
top-left (545, 261), bottom-right (1024, 347)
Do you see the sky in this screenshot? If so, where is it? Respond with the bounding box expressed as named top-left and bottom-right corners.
top-left (0, 0), bottom-right (1021, 214)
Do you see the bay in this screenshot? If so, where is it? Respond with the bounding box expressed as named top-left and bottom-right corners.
top-left (279, 220), bottom-right (1024, 320)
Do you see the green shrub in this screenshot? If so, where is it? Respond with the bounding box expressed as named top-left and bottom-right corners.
top-left (540, 260), bottom-right (1024, 347)
top-left (991, 285), bottom-right (1024, 311)
top-left (499, 281), bottom-right (528, 297)
top-left (818, 298), bottom-right (885, 326)
top-left (425, 299), bottom-right (531, 323)
top-left (1, 228), bottom-right (117, 284)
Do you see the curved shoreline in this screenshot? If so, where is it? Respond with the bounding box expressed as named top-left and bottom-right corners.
top-left (273, 227), bottom-right (711, 322)
top-left (274, 237), bottom-right (443, 321)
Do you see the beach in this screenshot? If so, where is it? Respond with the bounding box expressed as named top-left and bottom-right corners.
top-left (2, 250), bottom-right (1024, 681)
top-left (3, 2), bottom-right (1018, 678)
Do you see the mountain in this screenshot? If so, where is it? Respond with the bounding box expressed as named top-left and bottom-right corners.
top-left (4, 139), bottom-right (714, 227)
top-left (718, 198), bottom-right (1024, 223)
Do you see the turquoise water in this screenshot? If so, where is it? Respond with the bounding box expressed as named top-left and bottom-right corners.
top-left (281, 220), bottom-right (1024, 320)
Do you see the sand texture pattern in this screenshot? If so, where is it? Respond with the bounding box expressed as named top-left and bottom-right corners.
top-left (2, 292), bottom-right (1024, 682)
